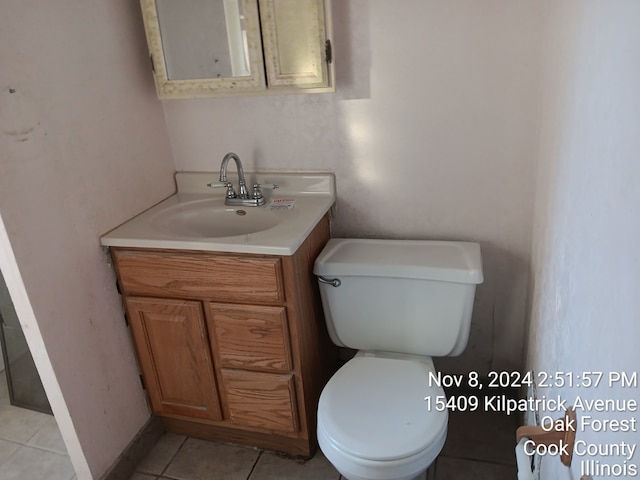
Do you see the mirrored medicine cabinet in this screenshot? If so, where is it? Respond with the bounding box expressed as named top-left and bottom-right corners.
top-left (139, 0), bottom-right (334, 99)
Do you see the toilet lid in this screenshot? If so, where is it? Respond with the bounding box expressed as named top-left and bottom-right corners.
top-left (318, 355), bottom-right (448, 461)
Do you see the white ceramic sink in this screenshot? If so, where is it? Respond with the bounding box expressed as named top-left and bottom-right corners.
top-left (149, 198), bottom-right (288, 238)
top-left (100, 172), bottom-right (335, 255)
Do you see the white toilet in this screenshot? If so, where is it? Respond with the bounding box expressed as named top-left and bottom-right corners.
top-left (313, 239), bottom-right (483, 480)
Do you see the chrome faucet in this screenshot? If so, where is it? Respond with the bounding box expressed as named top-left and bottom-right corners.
top-left (208, 152), bottom-right (278, 207)
top-left (219, 152), bottom-right (250, 200)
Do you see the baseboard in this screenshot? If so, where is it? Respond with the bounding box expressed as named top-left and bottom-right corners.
top-left (163, 416), bottom-right (314, 458)
top-left (100, 416), bottom-right (164, 480)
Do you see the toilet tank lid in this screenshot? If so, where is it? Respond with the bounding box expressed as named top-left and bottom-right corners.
top-left (314, 239), bottom-right (483, 284)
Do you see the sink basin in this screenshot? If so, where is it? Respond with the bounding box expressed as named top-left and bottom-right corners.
top-left (149, 198), bottom-right (286, 238)
top-left (100, 172), bottom-right (335, 255)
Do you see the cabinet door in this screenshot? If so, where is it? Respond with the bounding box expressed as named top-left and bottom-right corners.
top-left (140, 0), bottom-right (267, 99)
top-left (259, 0), bottom-right (332, 90)
top-left (126, 297), bottom-right (222, 421)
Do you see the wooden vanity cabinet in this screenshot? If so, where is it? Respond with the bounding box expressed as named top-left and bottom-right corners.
top-left (111, 217), bottom-right (337, 456)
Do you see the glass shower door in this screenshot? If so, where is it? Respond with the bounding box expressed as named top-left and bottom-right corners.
top-left (0, 271), bottom-right (52, 414)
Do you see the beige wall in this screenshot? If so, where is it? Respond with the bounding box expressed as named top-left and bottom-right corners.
top-left (0, 1), bottom-right (175, 478)
top-left (160, 0), bottom-right (546, 374)
top-left (528, 1), bottom-right (640, 477)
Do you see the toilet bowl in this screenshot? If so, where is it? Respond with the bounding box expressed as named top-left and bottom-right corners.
top-left (313, 239), bottom-right (483, 480)
top-left (317, 352), bottom-right (447, 480)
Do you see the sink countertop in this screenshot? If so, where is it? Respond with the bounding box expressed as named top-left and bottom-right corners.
top-left (100, 172), bottom-right (335, 255)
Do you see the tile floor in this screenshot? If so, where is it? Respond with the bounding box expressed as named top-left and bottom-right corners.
top-left (128, 408), bottom-right (518, 480)
top-left (0, 369), bottom-right (76, 480)
top-left (0, 367), bottom-right (519, 480)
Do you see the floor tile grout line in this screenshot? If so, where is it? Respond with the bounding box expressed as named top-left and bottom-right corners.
top-left (0, 444), bottom-right (73, 478)
top-left (0, 436), bottom-right (25, 447)
top-left (439, 453), bottom-right (517, 467)
top-left (23, 416), bottom-right (69, 456)
top-left (0, 441), bottom-right (70, 459)
top-left (0, 436), bottom-right (28, 447)
top-left (23, 443), bottom-right (71, 457)
top-left (0, 415), bottom-right (67, 455)
top-left (245, 449), bottom-right (263, 479)
top-left (0, 442), bottom-right (24, 469)
top-left (156, 434), bottom-right (189, 478)
top-left (26, 421), bottom-right (53, 445)
top-left (0, 404), bottom-right (51, 446)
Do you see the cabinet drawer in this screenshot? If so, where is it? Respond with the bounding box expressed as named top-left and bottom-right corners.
top-left (113, 249), bottom-right (284, 304)
top-left (221, 369), bottom-right (299, 433)
top-left (208, 303), bottom-right (292, 373)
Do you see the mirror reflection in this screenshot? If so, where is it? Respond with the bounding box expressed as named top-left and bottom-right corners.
top-left (155, 0), bottom-right (251, 80)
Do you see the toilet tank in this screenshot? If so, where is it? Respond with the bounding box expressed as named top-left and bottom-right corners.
top-left (313, 239), bottom-right (483, 357)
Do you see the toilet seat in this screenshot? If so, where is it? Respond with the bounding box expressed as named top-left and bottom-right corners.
top-left (317, 353), bottom-right (448, 463)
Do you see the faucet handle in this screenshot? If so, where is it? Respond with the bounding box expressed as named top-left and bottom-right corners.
top-left (208, 181), bottom-right (237, 198)
top-left (252, 183), bottom-right (279, 200)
